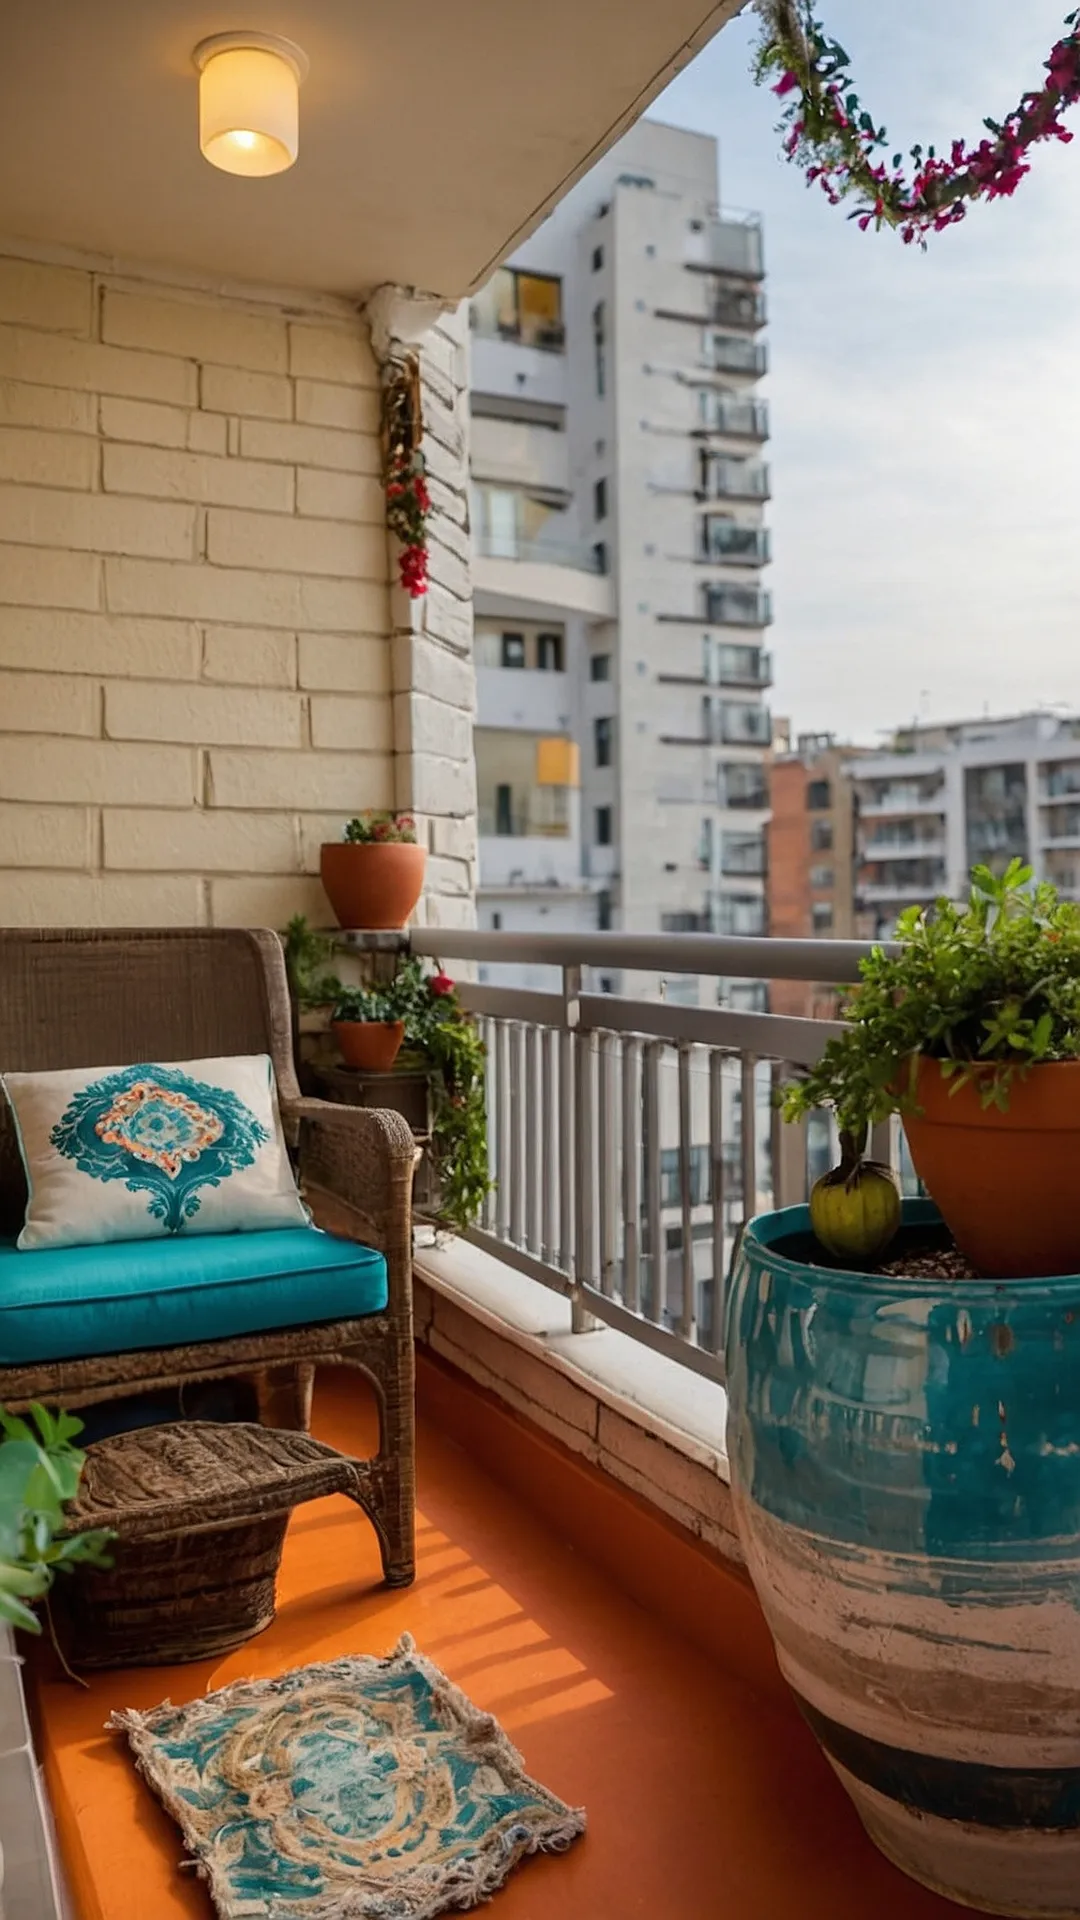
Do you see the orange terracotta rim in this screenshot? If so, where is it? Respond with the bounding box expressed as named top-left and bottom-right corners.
top-left (908, 1053), bottom-right (1080, 1131)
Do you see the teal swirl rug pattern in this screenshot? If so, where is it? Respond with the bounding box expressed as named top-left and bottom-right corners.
top-left (50, 1061), bottom-right (269, 1232)
top-left (110, 1636), bottom-right (586, 1919)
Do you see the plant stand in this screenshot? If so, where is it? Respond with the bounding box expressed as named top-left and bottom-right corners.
top-left (726, 1198), bottom-right (1080, 1920)
top-left (308, 1062), bottom-right (440, 1217)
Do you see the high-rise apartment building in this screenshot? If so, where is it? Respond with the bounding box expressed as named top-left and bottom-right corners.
top-left (469, 119), bottom-right (773, 1002)
top-left (851, 711), bottom-right (1080, 936)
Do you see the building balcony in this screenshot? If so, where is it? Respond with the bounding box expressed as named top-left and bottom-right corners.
top-left (476, 665), bottom-right (572, 734)
top-left (856, 791), bottom-right (947, 820)
top-left (705, 335), bottom-right (769, 377)
top-left (474, 533), bottom-right (616, 620)
top-left (721, 841), bottom-right (768, 878)
top-left (700, 460), bottom-right (771, 502)
top-left (717, 645), bottom-right (772, 689)
top-left (856, 876), bottom-right (946, 903)
top-left (860, 835), bottom-right (947, 861)
top-left (701, 523), bottom-right (771, 567)
top-left (696, 397), bottom-right (770, 442)
top-left (686, 212), bottom-right (765, 280)
top-left (704, 587), bottom-right (773, 629)
top-left (710, 286), bottom-right (768, 331)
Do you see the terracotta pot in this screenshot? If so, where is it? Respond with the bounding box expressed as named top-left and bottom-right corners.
top-left (901, 1055), bottom-right (1080, 1278)
top-left (332, 1019), bottom-right (405, 1072)
top-left (320, 842), bottom-right (426, 930)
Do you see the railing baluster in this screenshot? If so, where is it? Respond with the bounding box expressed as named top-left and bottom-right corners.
top-left (524, 1023), bottom-right (542, 1254)
top-left (508, 1023), bottom-right (525, 1247)
top-left (643, 1040), bottom-right (664, 1325)
top-left (481, 1017), bottom-right (498, 1234)
top-left (740, 1051), bottom-right (757, 1225)
top-left (598, 1033), bottom-right (618, 1297)
top-left (622, 1037), bottom-right (642, 1314)
top-left (677, 1042), bottom-right (694, 1341)
top-left (573, 1028), bottom-right (599, 1330)
top-left (495, 1019), bottom-right (511, 1242)
top-left (772, 1059), bottom-right (808, 1209)
top-left (708, 1049), bottom-right (726, 1355)
top-left (541, 1025), bottom-right (558, 1265)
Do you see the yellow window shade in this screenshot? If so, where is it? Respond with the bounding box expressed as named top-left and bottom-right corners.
top-left (536, 738), bottom-right (580, 787)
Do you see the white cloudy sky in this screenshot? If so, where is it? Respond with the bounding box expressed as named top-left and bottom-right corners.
top-left (653, 1), bottom-right (1080, 744)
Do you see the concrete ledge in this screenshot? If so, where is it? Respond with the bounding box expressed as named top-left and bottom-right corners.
top-left (412, 1233), bottom-right (741, 1565)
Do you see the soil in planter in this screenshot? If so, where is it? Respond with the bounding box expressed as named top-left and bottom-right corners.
top-left (771, 1218), bottom-right (980, 1281)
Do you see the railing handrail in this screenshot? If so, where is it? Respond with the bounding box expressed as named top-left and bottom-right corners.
top-left (407, 927), bottom-right (892, 982)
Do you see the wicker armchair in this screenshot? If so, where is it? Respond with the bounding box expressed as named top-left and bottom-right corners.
top-left (0, 928), bottom-right (416, 1587)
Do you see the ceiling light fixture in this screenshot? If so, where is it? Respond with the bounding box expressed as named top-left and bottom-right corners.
top-left (193, 31), bottom-right (308, 177)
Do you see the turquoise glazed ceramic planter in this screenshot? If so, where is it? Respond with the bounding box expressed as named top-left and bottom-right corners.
top-left (726, 1200), bottom-right (1080, 1918)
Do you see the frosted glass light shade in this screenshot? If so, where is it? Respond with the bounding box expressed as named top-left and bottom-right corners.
top-left (194, 34), bottom-right (308, 177)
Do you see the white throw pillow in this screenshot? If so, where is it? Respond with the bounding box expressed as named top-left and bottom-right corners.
top-left (1, 1054), bottom-right (309, 1251)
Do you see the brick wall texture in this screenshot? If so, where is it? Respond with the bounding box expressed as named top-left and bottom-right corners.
top-left (0, 250), bottom-right (477, 930)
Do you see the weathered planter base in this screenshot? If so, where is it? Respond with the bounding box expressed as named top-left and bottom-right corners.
top-left (852, 1775), bottom-right (1080, 1920)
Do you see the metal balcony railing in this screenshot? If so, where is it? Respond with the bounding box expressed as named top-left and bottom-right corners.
top-left (474, 530), bottom-right (602, 572)
top-left (705, 588), bottom-right (773, 629)
top-left (702, 461), bottom-right (771, 501)
top-left (392, 927), bottom-right (903, 1387)
top-left (710, 287), bottom-right (767, 331)
top-left (702, 524), bottom-right (771, 566)
top-left (706, 336), bottom-right (768, 376)
top-left (699, 398), bottom-right (770, 441)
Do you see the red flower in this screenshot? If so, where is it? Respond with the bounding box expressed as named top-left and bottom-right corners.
top-left (773, 70), bottom-right (799, 98)
top-left (429, 971), bottom-right (455, 997)
top-left (413, 476), bottom-right (431, 512)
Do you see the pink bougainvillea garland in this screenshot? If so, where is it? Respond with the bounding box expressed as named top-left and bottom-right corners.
top-left (756, 0), bottom-right (1080, 244)
top-left (381, 352), bottom-right (432, 598)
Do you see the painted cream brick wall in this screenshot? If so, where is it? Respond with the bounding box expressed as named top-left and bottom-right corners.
top-left (0, 249), bottom-right (478, 931)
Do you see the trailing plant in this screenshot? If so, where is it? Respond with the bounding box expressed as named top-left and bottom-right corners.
top-left (335, 959), bottom-right (490, 1234)
top-left (382, 352), bottom-right (431, 598)
top-left (282, 914), bottom-right (342, 1012)
top-left (756, 1), bottom-right (1080, 245)
top-left (783, 861), bottom-right (1080, 1141)
top-left (0, 1404), bottom-right (113, 1634)
top-left (342, 812), bottom-right (418, 845)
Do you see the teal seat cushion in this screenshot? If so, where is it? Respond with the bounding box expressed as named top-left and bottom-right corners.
top-left (0, 1228), bottom-right (388, 1366)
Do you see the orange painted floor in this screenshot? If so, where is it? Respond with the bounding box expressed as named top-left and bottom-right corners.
top-left (27, 1357), bottom-right (960, 1920)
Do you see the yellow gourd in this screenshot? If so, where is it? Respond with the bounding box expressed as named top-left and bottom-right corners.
top-left (809, 1130), bottom-right (901, 1265)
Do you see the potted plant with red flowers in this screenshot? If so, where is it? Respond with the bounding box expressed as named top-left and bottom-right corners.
top-left (332, 959), bottom-right (490, 1232)
top-left (320, 812), bottom-right (427, 931)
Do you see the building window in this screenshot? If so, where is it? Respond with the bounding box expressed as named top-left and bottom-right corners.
top-left (495, 785), bottom-right (514, 836)
top-left (597, 889), bottom-right (612, 931)
top-left (598, 974), bottom-right (614, 993)
top-left (595, 805), bottom-right (612, 846)
top-left (807, 779), bottom-right (832, 810)
top-left (590, 653), bottom-right (611, 682)
top-left (812, 900), bottom-right (834, 933)
top-left (725, 980), bottom-right (769, 1013)
top-left (536, 631), bottom-right (563, 672)
top-left (699, 817), bottom-right (714, 871)
top-left (810, 865), bottom-right (834, 889)
top-left (481, 267), bottom-right (565, 349)
top-left (594, 717), bottom-right (613, 767)
top-left (594, 476), bottom-right (608, 521)
top-left (491, 912), bottom-right (502, 931)
top-left (810, 818), bottom-right (834, 851)
top-left (660, 1146), bottom-right (711, 1208)
top-left (592, 245), bottom-right (604, 271)
top-left (593, 301), bottom-right (606, 397)
top-left (593, 541), bottom-right (608, 575)
top-left (500, 632), bottom-right (526, 669)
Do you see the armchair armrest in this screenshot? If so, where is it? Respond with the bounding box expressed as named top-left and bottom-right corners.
top-left (281, 1098), bottom-right (418, 1286)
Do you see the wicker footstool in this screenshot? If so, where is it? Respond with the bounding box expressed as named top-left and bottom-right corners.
top-left (56, 1421), bottom-right (368, 1669)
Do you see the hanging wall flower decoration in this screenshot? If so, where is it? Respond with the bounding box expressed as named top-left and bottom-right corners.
top-left (381, 351), bottom-right (431, 597)
top-left (756, 0), bottom-right (1080, 244)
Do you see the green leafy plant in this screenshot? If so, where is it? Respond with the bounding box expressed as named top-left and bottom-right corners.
top-left (282, 915), bottom-right (343, 1012)
top-left (784, 862), bottom-right (1080, 1140)
top-left (342, 812), bottom-right (418, 845)
top-left (0, 1404), bottom-right (113, 1634)
top-left (335, 960), bottom-right (490, 1234)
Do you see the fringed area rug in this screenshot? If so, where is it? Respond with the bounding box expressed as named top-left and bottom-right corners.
top-left (109, 1634), bottom-right (585, 1919)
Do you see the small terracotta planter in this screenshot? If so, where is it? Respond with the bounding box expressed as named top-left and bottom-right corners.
top-left (902, 1054), bottom-right (1080, 1277)
top-left (320, 843), bottom-right (426, 931)
top-left (332, 1019), bottom-right (405, 1073)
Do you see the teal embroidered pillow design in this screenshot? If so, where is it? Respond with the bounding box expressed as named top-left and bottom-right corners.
top-left (1, 1054), bottom-right (309, 1251)
top-left (49, 1063), bottom-right (271, 1233)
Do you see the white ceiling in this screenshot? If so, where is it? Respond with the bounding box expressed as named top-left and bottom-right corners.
top-left (0, 1), bottom-right (741, 301)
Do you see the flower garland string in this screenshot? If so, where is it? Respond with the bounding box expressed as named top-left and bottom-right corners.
top-left (756, 1), bottom-right (1080, 243)
top-left (381, 352), bottom-right (432, 597)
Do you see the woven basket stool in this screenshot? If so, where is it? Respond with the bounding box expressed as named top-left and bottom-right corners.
top-left (56, 1421), bottom-right (368, 1669)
